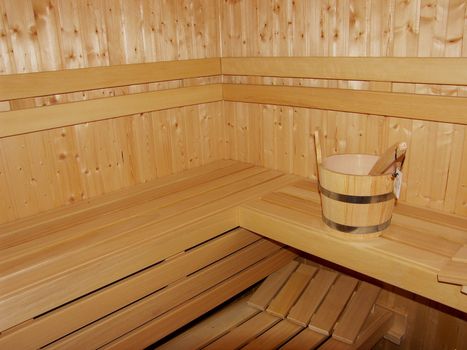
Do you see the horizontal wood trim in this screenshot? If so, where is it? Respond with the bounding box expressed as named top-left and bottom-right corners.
top-left (0, 58), bottom-right (221, 101)
top-left (223, 84), bottom-right (467, 125)
top-left (0, 84), bottom-right (223, 138)
top-left (221, 57), bottom-right (467, 85)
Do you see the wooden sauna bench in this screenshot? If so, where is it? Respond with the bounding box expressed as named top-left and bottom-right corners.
top-left (0, 160), bottom-right (298, 349)
top-left (238, 179), bottom-right (467, 314)
top-left (156, 260), bottom-right (394, 350)
top-left (1, 159), bottom-right (466, 349)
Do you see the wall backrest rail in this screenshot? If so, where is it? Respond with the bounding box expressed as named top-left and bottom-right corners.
top-left (222, 84), bottom-right (467, 125)
top-left (0, 58), bottom-right (222, 101)
top-left (221, 57), bottom-right (467, 85)
top-left (0, 84), bottom-right (223, 138)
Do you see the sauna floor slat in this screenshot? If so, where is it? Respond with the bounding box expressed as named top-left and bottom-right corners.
top-left (308, 275), bottom-right (359, 336)
top-left (287, 269), bottom-right (338, 327)
top-left (266, 264), bottom-right (317, 318)
top-left (204, 311), bottom-right (280, 350)
top-left (248, 260), bottom-right (299, 311)
top-left (158, 261), bottom-right (392, 350)
top-left (332, 282), bottom-right (381, 344)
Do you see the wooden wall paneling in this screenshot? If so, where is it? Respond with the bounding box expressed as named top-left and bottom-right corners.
top-left (455, 132), bottom-right (467, 216)
top-left (55, 0), bottom-right (91, 108)
top-left (444, 123), bottom-right (466, 214)
top-left (124, 113), bottom-right (158, 184)
top-left (261, 104), bottom-right (275, 170)
top-left (31, 0), bottom-right (62, 70)
top-left (102, 0), bottom-right (124, 68)
top-left (230, 102), bottom-right (246, 162)
top-left (389, 0), bottom-right (417, 215)
top-left (193, 0), bottom-right (217, 58)
top-left (220, 0), bottom-right (467, 217)
top-left (0, 135), bottom-right (35, 218)
top-left (2, 0), bottom-right (40, 73)
top-left (201, 101), bottom-right (227, 164)
top-left (220, 4), bottom-right (467, 348)
top-left (174, 0), bottom-right (193, 61)
top-left (0, 145), bottom-right (15, 222)
top-left (153, 109), bottom-right (174, 178)
top-left (184, 104), bottom-right (202, 169)
top-left (169, 106), bottom-right (188, 173)
top-left (376, 288), bottom-right (467, 350)
top-left (274, 105), bottom-right (293, 173)
top-left (291, 107), bottom-right (309, 178)
top-left (157, 0), bottom-right (179, 62)
top-left (0, 1), bottom-right (225, 223)
top-left (0, 1), bottom-right (13, 76)
top-left (77, 0), bottom-right (110, 68)
top-left (440, 0), bottom-right (466, 216)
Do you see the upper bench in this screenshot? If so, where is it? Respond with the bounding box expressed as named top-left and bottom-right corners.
top-left (238, 178), bottom-right (467, 313)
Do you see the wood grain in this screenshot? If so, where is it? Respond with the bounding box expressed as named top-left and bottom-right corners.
top-left (0, 228), bottom-right (259, 350)
top-left (221, 0), bottom-right (467, 219)
top-left (204, 312), bottom-right (280, 350)
top-left (248, 260), bottom-right (299, 311)
top-left (242, 320), bottom-right (303, 350)
top-left (308, 275), bottom-right (358, 336)
top-left (266, 264), bottom-right (317, 318)
top-left (332, 282), bottom-right (381, 344)
top-left (287, 269), bottom-right (338, 327)
top-left (0, 84), bottom-right (223, 137)
top-left (0, 58), bottom-right (221, 101)
top-left (100, 248), bottom-right (296, 350)
top-left (0, 0), bottom-right (225, 223)
top-left (223, 84), bottom-right (467, 125)
top-left (222, 57), bottom-right (467, 85)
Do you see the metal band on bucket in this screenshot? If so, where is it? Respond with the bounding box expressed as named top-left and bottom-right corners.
top-left (319, 185), bottom-right (394, 204)
top-left (322, 216), bottom-right (392, 234)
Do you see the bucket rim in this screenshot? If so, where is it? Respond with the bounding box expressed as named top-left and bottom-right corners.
top-left (320, 153), bottom-right (395, 178)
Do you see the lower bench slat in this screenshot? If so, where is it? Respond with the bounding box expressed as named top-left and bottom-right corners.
top-left (45, 238), bottom-right (287, 349)
top-left (158, 299), bottom-right (260, 350)
top-left (242, 319), bottom-right (303, 350)
top-left (0, 228), bottom-right (258, 350)
top-left (0, 209), bottom-right (238, 332)
top-left (204, 311), bottom-right (280, 350)
top-left (100, 249), bottom-right (296, 350)
top-left (280, 329), bottom-right (328, 350)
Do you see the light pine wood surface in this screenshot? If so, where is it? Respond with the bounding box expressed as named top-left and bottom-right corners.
top-left (221, 0), bottom-right (467, 218)
top-left (1, 2), bottom-right (466, 350)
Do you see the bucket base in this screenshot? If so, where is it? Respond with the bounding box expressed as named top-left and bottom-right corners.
top-left (322, 216), bottom-right (391, 240)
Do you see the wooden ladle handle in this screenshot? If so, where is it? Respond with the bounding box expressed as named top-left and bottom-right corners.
top-left (369, 142), bottom-right (407, 175)
top-left (314, 131), bottom-right (323, 166)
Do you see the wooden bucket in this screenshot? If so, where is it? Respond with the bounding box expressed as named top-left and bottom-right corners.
top-left (318, 153), bottom-right (396, 239)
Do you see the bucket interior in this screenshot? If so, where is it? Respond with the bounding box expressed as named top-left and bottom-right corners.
top-left (322, 154), bottom-right (394, 175)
